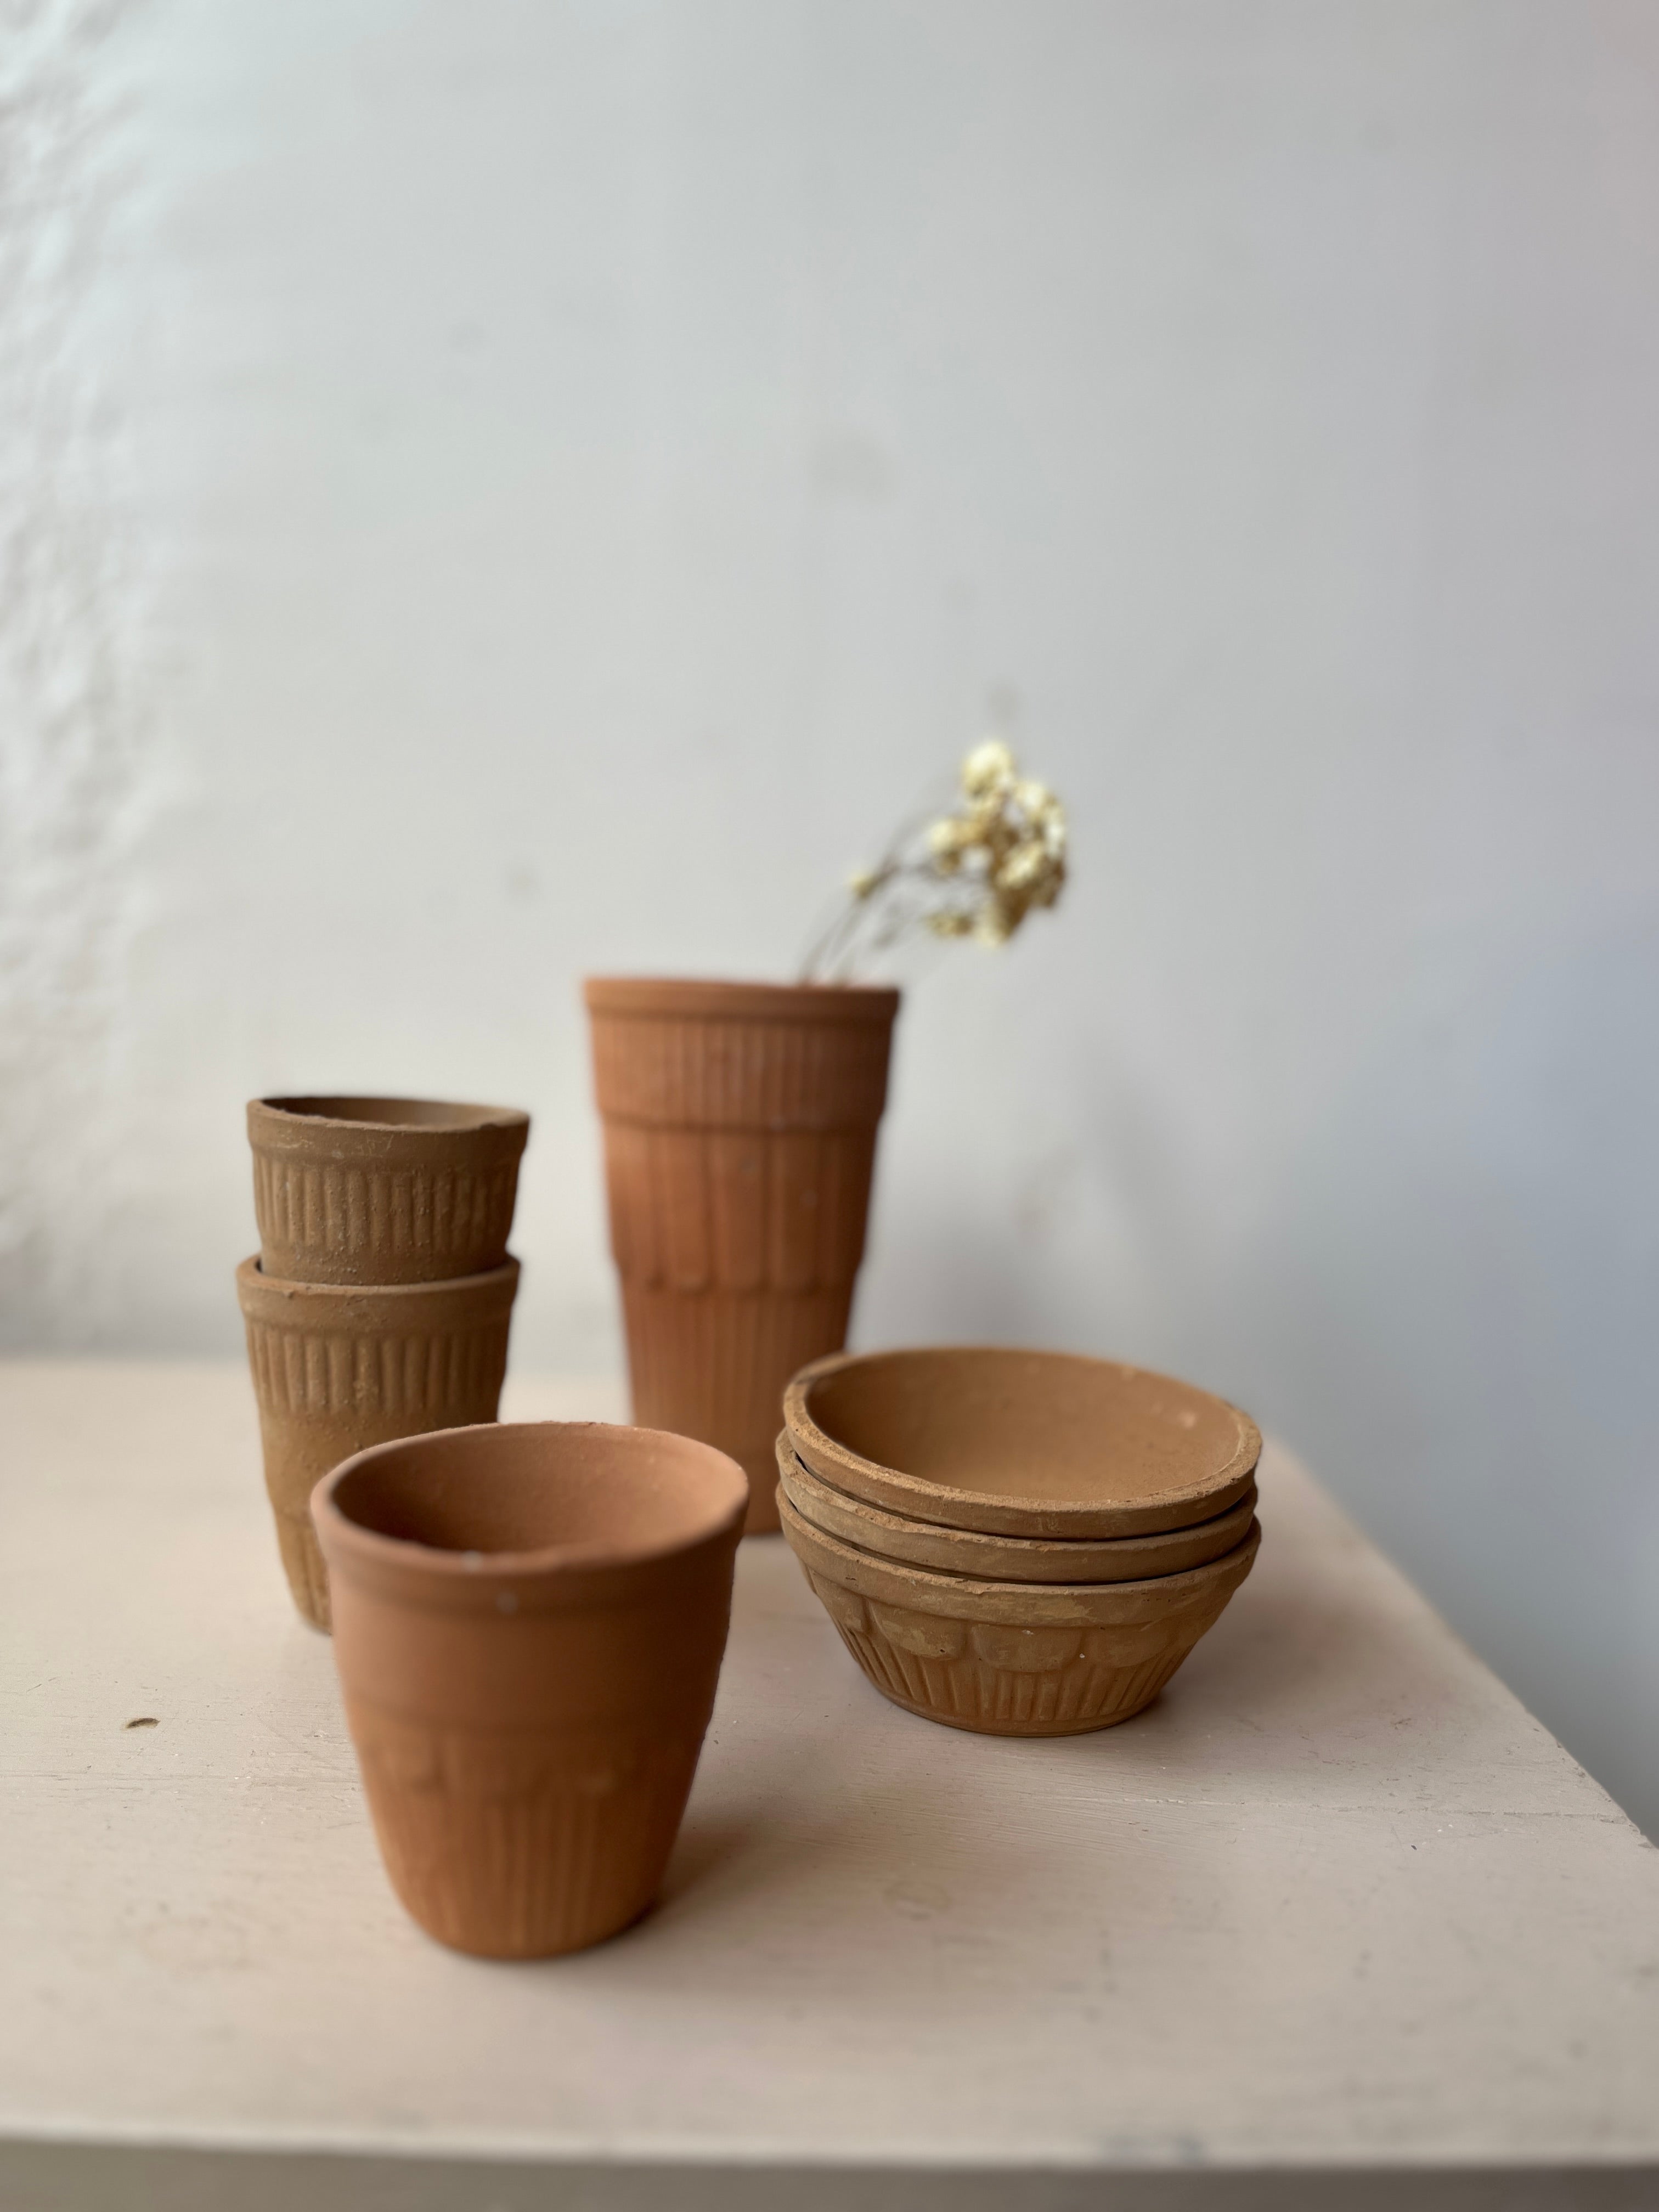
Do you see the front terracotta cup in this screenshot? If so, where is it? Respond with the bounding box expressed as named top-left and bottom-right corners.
top-left (312, 1420), bottom-right (748, 1960)
top-left (248, 1095), bottom-right (529, 1286)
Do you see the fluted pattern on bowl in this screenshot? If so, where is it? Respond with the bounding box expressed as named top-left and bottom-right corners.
top-left (586, 981), bottom-right (898, 1534)
top-left (806, 1571), bottom-right (1226, 1736)
top-left (346, 1701), bottom-right (704, 1959)
top-left (781, 1494), bottom-right (1261, 1739)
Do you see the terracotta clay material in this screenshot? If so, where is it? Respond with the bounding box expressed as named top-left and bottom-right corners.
top-left (312, 1421), bottom-right (747, 1960)
top-left (775, 1432), bottom-right (1257, 1586)
top-left (779, 1489), bottom-right (1261, 1737)
top-left (236, 1256), bottom-right (520, 1630)
top-left (584, 977), bottom-right (900, 1538)
top-left (247, 1096), bottom-right (529, 1286)
top-left (785, 1346), bottom-right (1260, 1541)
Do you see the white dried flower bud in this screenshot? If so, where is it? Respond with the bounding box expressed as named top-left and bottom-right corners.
top-left (994, 843), bottom-right (1036, 891)
top-left (961, 739), bottom-right (1017, 801)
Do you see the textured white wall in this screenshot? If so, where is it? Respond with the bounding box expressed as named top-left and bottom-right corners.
top-left (3, 0), bottom-right (1657, 1834)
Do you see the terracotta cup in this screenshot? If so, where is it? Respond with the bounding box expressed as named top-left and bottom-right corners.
top-left (785, 1345), bottom-right (1260, 1539)
top-left (236, 1256), bottom-right (520, 1630)
top-left (312, 1421), bottom-right (748, 1960)
top-left (247, 1095), bottom-right (530, 1286)
top-left (780, 1489), bottom-right (1261, 1737)
top-left (584, 978), bottom-right (900, 1537)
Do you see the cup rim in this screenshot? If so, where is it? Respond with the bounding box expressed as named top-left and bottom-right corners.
top-left (249, 1094), bottom-right (530, 1138)
top-left (312, 1419), bottom-right (749, 1593)
top-left (236, 1252), bottom-right (520, 1309)
top-left (583, 975), bottom-right (900, 1024)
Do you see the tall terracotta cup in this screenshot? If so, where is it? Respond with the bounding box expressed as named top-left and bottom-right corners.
top-left (584, 978), bottom-right (900, 1534)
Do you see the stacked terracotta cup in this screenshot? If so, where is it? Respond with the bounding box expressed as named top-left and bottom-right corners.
top-left (778, 1346), bottom-right (1262, 1737)
top-left (237, 1096), bottom-right (529, 1630)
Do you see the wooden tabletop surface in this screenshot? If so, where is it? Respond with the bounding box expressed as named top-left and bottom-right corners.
top-left (2, 1361), bottom-right (1656, 2211)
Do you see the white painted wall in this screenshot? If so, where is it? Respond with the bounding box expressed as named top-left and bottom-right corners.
top-left (4, 0), bottom-right (1657, 1835)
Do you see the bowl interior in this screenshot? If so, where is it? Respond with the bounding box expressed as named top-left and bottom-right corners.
top-left (799, 1348), bottom-right (1252, 1509)
top-left (329, 1423), bottom-right (744, 1564)
top-left (261, 1094), bottom-right (523, 1132)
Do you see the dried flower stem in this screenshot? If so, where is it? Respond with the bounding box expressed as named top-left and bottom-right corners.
top-left (800, 741), bottom-right (1068, 984)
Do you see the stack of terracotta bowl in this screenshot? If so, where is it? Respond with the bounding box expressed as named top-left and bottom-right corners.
top-left (777, 1346), bottom-right (1262, 1738)
top-left (236, 1095), bottom-right (529, 1631)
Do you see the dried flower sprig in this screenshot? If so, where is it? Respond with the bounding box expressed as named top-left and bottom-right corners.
top-left (801, 740), bottom-right (1068, 983)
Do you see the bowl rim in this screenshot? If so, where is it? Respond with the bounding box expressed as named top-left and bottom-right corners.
top-left (783, 1345), bottom-right (1262, 1539)
top-left (778, 1487), bottom-right (1261, 1626)
top-left (775, 1431), bottom-right (1258, 1579)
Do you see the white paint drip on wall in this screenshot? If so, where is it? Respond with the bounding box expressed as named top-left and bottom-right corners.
top-left (1, 0), bottom-right (1656, 1836)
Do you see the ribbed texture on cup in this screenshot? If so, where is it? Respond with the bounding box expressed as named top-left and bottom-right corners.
top-left (623, 1285), bottom-right (853, 1528)
top-left (252, 1153), bottom-right (522, 1285)
top-left (345, 1700), bottom-right (704, 1959)
top-left (603, 1127), bottom-right (878, 1292)
top-left (236, 1260), bottom-right (518, 1630)
top-left (589, 1008), bottom-right (895, 1132)
top-left (247, 1101), bottom-right (527, 1286)
top-left (586, 983), bottom-right (898, 1535)
top-left (242, 1317), bottom-right (511, 1419)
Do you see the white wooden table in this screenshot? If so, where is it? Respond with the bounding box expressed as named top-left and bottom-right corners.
top-left (3, 1363), bottom-right (1657, 2211)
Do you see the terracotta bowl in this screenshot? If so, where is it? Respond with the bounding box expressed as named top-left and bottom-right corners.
top-left (775, 1432), bottom-right (1257, 1585)
top-left (779, 1490), bottom-right (1260, 1737)
top-left (313, 1420), bottom-right (747, 1959)
top-left (249, 1094), bottom-right (530, 1285)
top-left (784, 1346), bottom-right (1259, 1540)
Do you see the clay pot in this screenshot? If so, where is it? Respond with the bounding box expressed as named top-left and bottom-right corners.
top-left (785, 1346), bottom-right (1260, 1540)
top-left (584, 977), bottom-right (900, 1537)
top-left (312, 1420), bottom-right (747, 1959)
top-left (236, 1256), bottom-right (520, 1630)
top-left (775, 1432), bottom-right (1257, 1585)
top-left (779, 1490), bottom-right (1261, 1737)
top-left (248, 1096), bottom-right (529, 1286)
